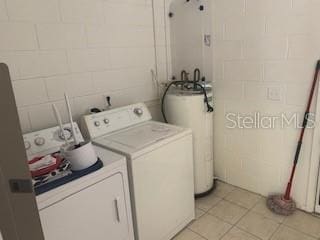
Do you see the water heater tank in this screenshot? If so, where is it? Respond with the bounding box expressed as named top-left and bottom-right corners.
top-left (165, 89), bottom-right (214, 196)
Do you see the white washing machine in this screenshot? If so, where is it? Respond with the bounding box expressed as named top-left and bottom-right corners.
top-left (23, 124), bottom-right (134, 240)
top-left (82, 103), bottom-right (195, 240)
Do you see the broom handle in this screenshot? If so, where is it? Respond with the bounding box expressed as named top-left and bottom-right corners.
top-left (284, 60), bottom-right (320, 200)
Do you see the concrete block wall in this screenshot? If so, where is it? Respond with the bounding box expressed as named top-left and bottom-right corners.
top-left (212, 0), bottom-right (320, 210)
top-left (2, 0), bottom-right (320, 211)
top-left (0, 0), bottom-right (162, 132)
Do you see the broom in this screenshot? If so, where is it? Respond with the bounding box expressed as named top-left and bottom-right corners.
top-left (266, 60), bottom-right (320, 216)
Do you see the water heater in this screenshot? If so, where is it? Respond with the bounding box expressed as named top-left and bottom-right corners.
top-left (165, 89), bottom-right (214, 196)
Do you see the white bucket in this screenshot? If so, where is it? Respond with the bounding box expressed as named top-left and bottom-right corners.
top-left (63, 141), bottom-right (97, 171)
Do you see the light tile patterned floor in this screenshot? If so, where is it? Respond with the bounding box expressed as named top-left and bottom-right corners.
top-left (173, 181), bottom-right (320, 240)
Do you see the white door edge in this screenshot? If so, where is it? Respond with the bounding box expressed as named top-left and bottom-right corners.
top-left (306, 78), bottom-right (320, 212)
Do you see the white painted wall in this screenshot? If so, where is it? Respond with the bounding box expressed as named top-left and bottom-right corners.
top-left (212, 0), bottom-right (320, 211)
top-left (153, 0), bottom-right (168, 84)
top-left (161, 0), bottom-right (212, 82)
top-left (169, 0), bottom-right (204, 79)
top-left (2, 0), bottom-right (320, 211)
top-left (0, 0), bottom-right (164, 133)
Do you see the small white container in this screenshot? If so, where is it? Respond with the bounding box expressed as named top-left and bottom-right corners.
top-left (63, 141), bottom-right (97, 171)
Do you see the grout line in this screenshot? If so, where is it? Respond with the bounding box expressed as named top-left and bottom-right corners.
top-left (188, 212), bottom-right (232, 240)
top-left (285, 36), bottom-right (290, 59)
top-left (264, 16), bottom-right (267, 35)
top-left (222, 23), bottom-right (226, 41)
top-left (63, 48), bottom-right (71, 74)
top-left (262, 62), bottom-right (265, 82)
top-left (3, 0), bottom-right (9, 20)
top-left (236, 224), bottom-right (266, 240)
top-left (56, 0), bottom-right (63, 22)
top-left (281, 221), bottom-right (320, 239)
top-left (34, 24), bottom-right (41, 50)
top-left (18, 84), bottom-right (157, 109)
top-left (196, 198), bottom-right (223, 214)
top-left (42, 76), bottom-right (51, 101)
top-left (25, 107), bottom-right (33, 132)
top-left (268, 223), bottom-right (282, 240)
top-left (187, 227), bottom-right (209, 240)
top-left (232, 207), bottom-right (251, 226)
top-left (240, 40), bottom-right (244, 60)
top-left (206, 206), bottom-right (249, 226)
top-left (243, 0), bottom-right (248, 16)
top-left (12, 65), bottom-right (155, 82)
top-left (83, 24), bottom-right (90, 49)
top-left (218, 225), bottom-right (235, 240)
top-left (224, 225), bottom-right (265, 240)
top-left (221, 193), bottom-right (261, 211)
top-left (250, 196), bottom-right (262, 209)
top-left (150, 0), bottom-right (159, 84)
top-left (233, 226), bottom-right (265, 240)
top-left (199, 208), bottom-right (264, 240)
top-left (220, 197), bottom-right (249, 210)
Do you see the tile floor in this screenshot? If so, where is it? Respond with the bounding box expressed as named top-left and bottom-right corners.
top-left (173, 181), bottom-right (320, 240)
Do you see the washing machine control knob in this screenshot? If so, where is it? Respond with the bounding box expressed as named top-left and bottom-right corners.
top-left (103, 119), bottom-right (109, 124)
top-left (34, 137), bottom-right (45, 146)
top-left (134, 108), bottom-right (143, 117)
top-left (24, 141), bottom-right (31, 150)
top-left (94, 121), bottom-right (100, 127)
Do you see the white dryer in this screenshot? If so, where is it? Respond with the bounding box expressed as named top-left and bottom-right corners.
top-left (23, 124), bottom-right (134, 240)
top-left (82, 103), bottom-right (195, 240)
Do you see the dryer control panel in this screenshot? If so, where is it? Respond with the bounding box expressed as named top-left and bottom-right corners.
top-left (82, 103), bottom-right (152, 139)
top-left (23, 122), bottom-right (84, 159)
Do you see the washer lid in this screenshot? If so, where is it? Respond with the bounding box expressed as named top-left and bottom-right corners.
top-left (93, 121), bottom-right (190, 155)
top-left (107, 122), bottom-right (179, 149)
